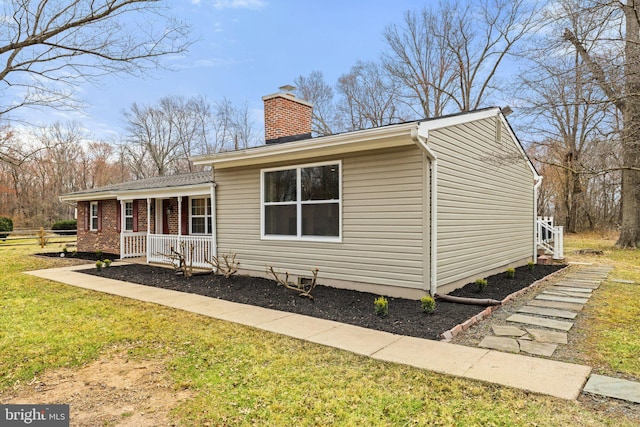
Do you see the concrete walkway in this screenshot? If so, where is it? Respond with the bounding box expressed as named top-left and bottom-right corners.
top-left (26, 264), bottom-right (594, 401)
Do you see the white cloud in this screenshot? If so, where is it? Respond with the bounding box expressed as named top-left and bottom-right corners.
top-left (212, 0), bottom-right (267, 10)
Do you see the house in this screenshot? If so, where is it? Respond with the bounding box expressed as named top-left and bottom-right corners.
top-left (61, 89), bottom-right (542, 298)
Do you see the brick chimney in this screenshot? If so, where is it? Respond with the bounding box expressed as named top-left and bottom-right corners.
top-left (262, 85), bottom-right (313, 144)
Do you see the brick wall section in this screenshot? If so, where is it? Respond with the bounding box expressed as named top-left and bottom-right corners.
top-left (77, 199), bottom-right (156, 255)
top-left (262, 93), bottom-right (313, 141)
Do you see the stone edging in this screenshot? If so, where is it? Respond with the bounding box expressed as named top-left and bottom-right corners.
top-left (439, 265), bottom-right (571, 342)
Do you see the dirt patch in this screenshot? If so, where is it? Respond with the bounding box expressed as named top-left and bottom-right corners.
top-left (78, 261), bottom-right (563, 340)
top-left (0, 348), bottom-right (192, 427)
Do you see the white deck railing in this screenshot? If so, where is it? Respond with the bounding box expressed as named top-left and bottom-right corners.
top-left (121, 232), bottom-right (147, 258)
top-left (147, 234), bottom-right (213, 269)
top-left (536, 216), bottom-right (564, 259)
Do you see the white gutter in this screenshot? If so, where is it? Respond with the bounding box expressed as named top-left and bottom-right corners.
top-left (411, 126), bottom-right (438, 296)
top-left (533, 175), bottom-right (543, 263)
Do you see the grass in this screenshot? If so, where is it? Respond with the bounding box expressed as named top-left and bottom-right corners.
top-left (0, 240), bottom-right (637, 426)
top-left (563, 231), bottom-right (640, 378)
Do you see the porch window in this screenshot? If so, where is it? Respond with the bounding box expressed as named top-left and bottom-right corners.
top-left (262, 161), bottom-right (341, 241)
top-left (190, 197), bottom-right (212, 234)
top-left (124, 201), bottom-right (134, 231)
top-left (90, 202), bottom-right (99, 231)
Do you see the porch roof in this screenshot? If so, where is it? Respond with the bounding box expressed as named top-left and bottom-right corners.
top-left (60, 171), bottom-right (214, 202)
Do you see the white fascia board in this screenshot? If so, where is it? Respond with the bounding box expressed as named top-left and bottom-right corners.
top-left (191, 123), bottom-right (419, 169)
top-left (59, 193), bottom-right (115, 202)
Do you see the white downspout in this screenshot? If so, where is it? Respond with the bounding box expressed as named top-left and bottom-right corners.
top-left (533, 176), bottom-right (543, 263)
top-left (119, 200), bottom-right (124, 260)
top-left (412, 126), bottom-right (438, 296)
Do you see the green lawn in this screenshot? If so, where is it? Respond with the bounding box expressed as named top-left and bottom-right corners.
top-left (0, 241), bottom-right (636, 426)
top-left (563, 232), bottom-right (640, 378)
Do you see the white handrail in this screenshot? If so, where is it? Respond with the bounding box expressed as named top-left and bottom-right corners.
top-left (536, 217), bottom-right (563, 259)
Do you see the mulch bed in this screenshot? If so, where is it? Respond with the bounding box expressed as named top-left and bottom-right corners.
top-left (48, 251), bottom-right (563, 340)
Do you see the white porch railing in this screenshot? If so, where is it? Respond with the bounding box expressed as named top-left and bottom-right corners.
top-left (121, 232), bottom-right (147, 259)
top-left (537, 216), bottom-right (564, 259)
top-left (147, 234), bottom-right (214, 269)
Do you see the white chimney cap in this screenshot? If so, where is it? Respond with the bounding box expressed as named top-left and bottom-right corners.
top-left (279, 84), bottom-right (296, 93)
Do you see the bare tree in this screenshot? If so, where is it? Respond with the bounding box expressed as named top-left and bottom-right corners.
top-left (518, 3), bottom-right (616, 233)
top-left (562, 0), bottom-right (640, 247)
top-left (294, 71), bottom-right (339, 136)
top-left (336, 60), bottom-right (406, 131)
top-left (210, 98), bottom-right (257, 152)
top-left (383, 0), bottom-right (536, 118)
top-left (0, 0), bottom-right (191, 120)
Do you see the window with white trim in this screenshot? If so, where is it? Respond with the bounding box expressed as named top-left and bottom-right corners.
top-left (90, 202), bottom-right (99, 231)
top-left (124, 201), bottom-right (134, 232)
top-left (262, 161), bottom-right (341, 240)
top-left (190, 197), bottom-right (212, 234)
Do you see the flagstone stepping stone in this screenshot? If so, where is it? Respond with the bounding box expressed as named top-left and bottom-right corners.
top-left (553, 281), bottom-right (599, 289)
top-left (518, 339), bottom-right (558, 357)
top-left (517, 305), bottom-right (577, 319)
top-left (548, 286), bottom-right (592, 294)
top-left (583, 374), bottom-right (640, 404)
top-left (535, 294), bottom-right (589, 304)
top-left (611, 279), bottom-right (636, 284)
top-left (492, 325), bottom-right (527, 337)
top-left (525, 328), bottom-right (568, 344)
top-left (478, 336), bottom-right (520, 353)
top-left (528, 299), bottom-right (584, 312)
top-left (506, 314), bottom-right (574, 331)
top-left (543, 290), bottom-right (593, 298)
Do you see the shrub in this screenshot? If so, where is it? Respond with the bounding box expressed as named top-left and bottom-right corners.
top-left (51, 220), bottom-right (77, 235)
top-left (374, 296), bottom-right (389, 317)
top-left (420, 296), bottom-right (436, 314)
top-left (0, 216), bottom-right (13, 239)
top-left (95, 260), bottom-right (104, 271)
top-left (475, 278), bottom-right (488, 293)
top-left (506, 267), bottom-right (516, 279)
top-left (103, 259), bottom-right (112, 268)
top-left (527, 261), bottom-right (535, 271)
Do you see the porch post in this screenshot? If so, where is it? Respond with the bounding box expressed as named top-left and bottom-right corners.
top-left (119, 199), bottom-right (124, 260)
top-left (146, 198), bottom-right (151, 264)
top-left (177, 196), bottom-right (183, 244)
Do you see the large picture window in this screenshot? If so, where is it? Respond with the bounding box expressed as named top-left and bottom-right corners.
top-left (190, 197), bottom-right (212, 234)
top-left (262, 161), bottom-right (341, 240)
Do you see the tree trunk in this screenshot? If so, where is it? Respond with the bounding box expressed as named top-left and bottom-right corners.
top-left (616, 2), bottom-right (640, 248)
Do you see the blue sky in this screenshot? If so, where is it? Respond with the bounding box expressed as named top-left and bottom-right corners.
top-left (23, 0), bottom-right (420, 141)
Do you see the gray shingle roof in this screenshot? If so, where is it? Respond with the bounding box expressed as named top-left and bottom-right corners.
top-left (63, 171), bottom-right (213, 197)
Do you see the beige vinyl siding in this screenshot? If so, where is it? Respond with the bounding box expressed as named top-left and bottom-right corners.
top-left (430, 117), bottom-right (534, 287)
top-left (214, 145), bottom-right (426, 290)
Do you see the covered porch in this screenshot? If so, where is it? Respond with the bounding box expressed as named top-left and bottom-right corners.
top-left (119, 182), bottom-right (216, 270)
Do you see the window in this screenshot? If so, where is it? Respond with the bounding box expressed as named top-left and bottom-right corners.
top-left (90, 202), bottom-right (99, 231)
top-left (262, 161), bottom-right (341, 240)
top-left (124, 201), bottom-right (134, 232)
top-left (190, 197), bottom-right (212, 234)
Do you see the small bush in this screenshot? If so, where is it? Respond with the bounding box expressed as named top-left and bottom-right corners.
top-left (527, 261), bottom-right (535, 271)
top-left (103, 259), bottom-right (112, 268)
top-left (374, 296), bottom-right (389, 317)
top-left (95, 260), bottom-right (104, 271)
top-left (506, 267), bottom-right (516, 279)
top-left (475, 278), bottom-right (488, 293)
top-left (420, 296), bottom-right (436, 314)
top-left (0, 216), bottom-right (13, 239)
top-left (51, 219), bottom-right (77, 235)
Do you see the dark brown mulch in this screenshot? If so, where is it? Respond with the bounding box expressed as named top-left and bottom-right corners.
top-left (74, 259), bottom-right (563, 340)
top-left (38, 251), bottom-right (119, 262)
